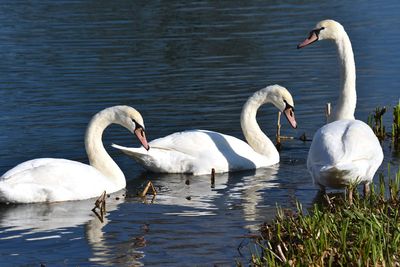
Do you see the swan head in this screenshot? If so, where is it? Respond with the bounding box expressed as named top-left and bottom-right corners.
top-left (297, 19), bottom-right (345, 49)
top-left (113, 106), bottom-right (150, 150)
top-left (266, 85), bottom-right (297, 129)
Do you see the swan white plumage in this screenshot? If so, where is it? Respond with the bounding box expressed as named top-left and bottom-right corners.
top-left (298, 20), bottom-right (383, 192)
top-left (0, 105), bottom-right (150, 203)
top-left (113, 85), bottom-right (297, 175)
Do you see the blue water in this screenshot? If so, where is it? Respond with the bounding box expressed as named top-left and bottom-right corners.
top-left (0, 1), bottom-right (399, 266)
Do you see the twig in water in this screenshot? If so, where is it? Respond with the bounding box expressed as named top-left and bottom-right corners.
top-left (92, 190), bottom-right (106, 223)
top-left (279, 136), bottom-right (294, 140)
top-left (325, 102), bottom-right (331, 123)
top-left (139, 181), bottom-right (157, 204)
top-left (211, 168), bottom-right (215, 188)
top-left (299, 132), bottom-right (312, 142)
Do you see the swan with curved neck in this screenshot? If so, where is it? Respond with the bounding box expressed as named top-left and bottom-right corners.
top-left (0, 105), bottom-right (149, 203)
top-left (113, 85), bottom-right (297, 175)
top-left (298, 19), bottom-right (383, 193)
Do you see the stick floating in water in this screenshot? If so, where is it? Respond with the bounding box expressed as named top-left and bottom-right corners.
top-left (92, 190), bottom-right (106, 223)
top-left (139, 181), bottom-right (157, 203)
top-left (211, 168), bottom-right (215, 188)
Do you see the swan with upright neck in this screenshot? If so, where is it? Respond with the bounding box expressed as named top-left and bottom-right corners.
top-left (298, 20), bottom-right (383, 193)
top-left (0, 106), bottom-right (149, 203)
top-left (113, 85), bottom-right (297, 175)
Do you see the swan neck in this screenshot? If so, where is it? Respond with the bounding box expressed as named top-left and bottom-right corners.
top-left (240, 92), bottom-right (278, 158)
top-left (85, 110), bottom-right (125, 187)
top-left (329, 31), bottom-right (356, 122)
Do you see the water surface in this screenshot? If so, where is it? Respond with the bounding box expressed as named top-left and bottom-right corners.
top-left (0, 1), bottom-right (399, 266)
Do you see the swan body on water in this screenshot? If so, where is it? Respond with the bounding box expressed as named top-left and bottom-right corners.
top-left (113, 85), bottom-right (297, 175)
top-left (298, 20), bottom-right (383, 192)
top-left (0, 106), bottom-right (149, 203)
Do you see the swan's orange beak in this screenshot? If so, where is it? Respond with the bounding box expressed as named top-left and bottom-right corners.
top-left (297, 31), bottom-right (318, 49)
top-left (134, 127), bottom-right (150, 151)
top-left (284, 107), bottom-right (297, 129)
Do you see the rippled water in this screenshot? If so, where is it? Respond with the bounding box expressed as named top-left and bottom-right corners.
top-left (0, 1), bottom-right (399, 266)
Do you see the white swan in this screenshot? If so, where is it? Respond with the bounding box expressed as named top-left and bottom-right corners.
top-left (298, 20), bottom-right (383, 192)
top-left (0, 106), bottom-right (150, 203)
top-left (113, 85), bottom-right (297, 175)
top-left (113, 85), bottom-right (296, 175)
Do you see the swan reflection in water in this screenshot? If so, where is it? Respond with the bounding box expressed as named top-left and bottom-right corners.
top-left (0, 191), bottom-right (144, 266)
top-left (0, 165), bottom-right (282, 265)
top-left (129, 165), bottom-right (280, 230)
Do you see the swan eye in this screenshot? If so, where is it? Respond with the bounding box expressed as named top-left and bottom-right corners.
top-left (310, 27), bottom-right (325, 38)
top-left (134, 120), bottom-right (145, 131)
top-left (131, 119), bottom-right (143, 130)
top-left (283, 100), bottom-right (294, 111)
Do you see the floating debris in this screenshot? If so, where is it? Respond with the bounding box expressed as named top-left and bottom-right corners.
top-left (92, 190), bottom-right (106, 223)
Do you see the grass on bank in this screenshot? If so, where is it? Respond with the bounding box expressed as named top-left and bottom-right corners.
top-left (393, 101), bottom-right (400, 147)
top-left (368, 106), bottom-right (386, 141)
top-left (247, 168), bottom-right (400, 266)
top-left (367, 102), bottom-right (400, 147)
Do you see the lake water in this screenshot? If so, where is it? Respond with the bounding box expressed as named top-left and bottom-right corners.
top-left (0, 1), bottom-right (399, 266)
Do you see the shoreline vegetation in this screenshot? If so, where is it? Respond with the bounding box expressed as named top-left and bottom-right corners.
top-left (245, 104), bottom-right (400, 266)
top-left (246, 168), bottom-right (400, 266)
top-left (368, 101), bottom-right (400, 149)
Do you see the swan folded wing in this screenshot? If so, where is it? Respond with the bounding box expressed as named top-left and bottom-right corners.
top-left (308, 120), bottom-right (383, 184)
top-left (113, 129), bottom-right (269, 174)
top-left (114, 130), bottom-right (232, 173)
top-left (114, 130), bottom-right (229, 159)
top-left (153, 130), bottom-right (268, 161)
top-left (111, 143), bottom-right (195, 172)
top-left (0, 158), bottom-right (115, 203)
top-left (340, 120), bottom-right (383, 165)
top-left (150, 130), bottom-right (264, 158)
top-left (149, 130), bottom-right (216, 154)
top-left (112, 140), bottom-right (201, 173)
top-left (1, 158), bottom-right (60, 181)
top-left (112, 130), bottom-right (210, 155)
